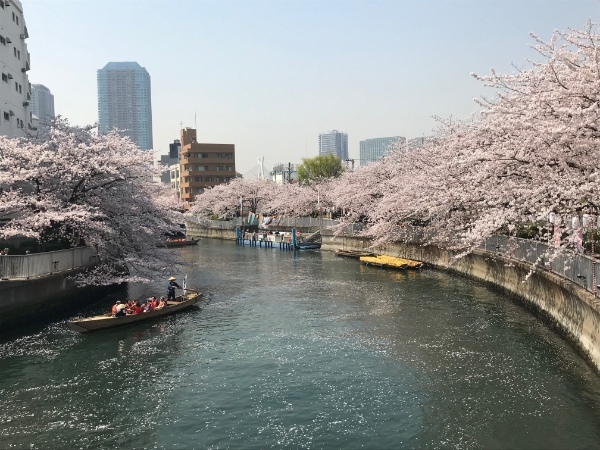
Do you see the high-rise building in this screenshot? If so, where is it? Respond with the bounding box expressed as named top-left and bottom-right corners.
top-left (30, 84), bottom-right (54, 127)
top-left (179, 128), bottom-right (236, 202)
top-left (97, 61), bottom-right (153, 151)
top-left (0, 0), bottom-right (33, 138)
top-left (319, 130), bottom-right (348, 161)
top-left (359, 136), bottom-right (405, 165)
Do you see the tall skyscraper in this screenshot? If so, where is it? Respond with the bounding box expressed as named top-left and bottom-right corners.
top-left (319, 130), bottom-right (348, 161)
top-left (359, 136), bottom-right (405, 165)
top-left (0, 0), bottom-right (33, 138)
top-left (30, 84), bottom-right (54, 127)
top-left (97, 62), bottom-right (153, 151)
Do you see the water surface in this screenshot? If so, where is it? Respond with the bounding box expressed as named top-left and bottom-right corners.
top-left (1, 240), bottom-right (600, 449)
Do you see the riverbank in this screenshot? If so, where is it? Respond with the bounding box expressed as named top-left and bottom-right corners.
top-left (187, 220), bottom-right (600, 373)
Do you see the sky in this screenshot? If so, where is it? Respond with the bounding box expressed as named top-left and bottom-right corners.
top-left (23, 0), bottom-right (600, 175)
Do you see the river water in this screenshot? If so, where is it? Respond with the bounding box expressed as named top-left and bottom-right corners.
top-left (1, 239), bottom-right (600, 449)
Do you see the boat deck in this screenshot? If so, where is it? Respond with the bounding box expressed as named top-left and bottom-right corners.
top-left (360, 255), bottom-right (423, 270)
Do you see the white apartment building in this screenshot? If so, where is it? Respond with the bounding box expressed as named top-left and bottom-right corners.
top-left (30, 84), bottom-right (54, 126)
top-left (0, 0), bottom-right (32, 138)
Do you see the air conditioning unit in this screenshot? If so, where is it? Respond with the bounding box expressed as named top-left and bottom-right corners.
top-left (9, 110), bottom-right (14, 116)
top-left (22, 101), bottom-right (28, 107)
top-left (6, 37), bottom-right (11, 43)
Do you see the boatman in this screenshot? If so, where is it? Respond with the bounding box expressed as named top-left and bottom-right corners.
top-left (167, 276), bottom-right (182, 301)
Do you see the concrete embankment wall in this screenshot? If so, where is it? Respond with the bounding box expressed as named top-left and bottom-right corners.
top-left (321, 230), bottom-right (600, 372)
top-left (186, 222), bottom-right (236, 241)
top-left (0, 269), bottom-right (88, 324)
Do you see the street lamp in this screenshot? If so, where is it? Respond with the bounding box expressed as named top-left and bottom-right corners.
top-left (547, 212), bottom-right (555, 269)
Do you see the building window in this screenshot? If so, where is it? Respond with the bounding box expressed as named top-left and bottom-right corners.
top-left (14, 82), bottom-right (18, 92)
top-left (0, 36), bottom-right (5, 45)
top-left (194, 177), bottom-right (202, 182)
top-left (206, 177), bottom-right (213, 182)
top-left (183, 164), bottom-right (189, 172)
top-left (224, 153), bottom-right (233, 159)
top-left (1, 73), bottom-right (7, 82)
top-left (216, 166), bottom-right (223, 171)
top-left (3, 112), bottom-right (8, 121)
top-left (226, 166), bottom-right (233, 171)
top-left (18, 84), bottom-right (21, 93)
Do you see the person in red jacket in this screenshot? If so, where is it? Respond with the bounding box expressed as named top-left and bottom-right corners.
top-left (132, 301), bottom-right (144, 315)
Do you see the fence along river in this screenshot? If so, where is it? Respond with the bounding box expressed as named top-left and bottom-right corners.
top-left (2, 239), bottom-right (600, 448)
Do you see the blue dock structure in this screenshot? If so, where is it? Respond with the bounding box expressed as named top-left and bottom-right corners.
top-left (235, 227), bottom-right (297, 250)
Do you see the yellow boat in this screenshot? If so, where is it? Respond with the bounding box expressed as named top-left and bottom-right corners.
top-left (359, 255), bottom-right (423, 270)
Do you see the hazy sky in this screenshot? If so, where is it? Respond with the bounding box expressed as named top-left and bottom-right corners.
top-left (24, 0), bottom-right (599, 174)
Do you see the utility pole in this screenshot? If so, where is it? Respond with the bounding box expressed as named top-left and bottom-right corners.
top-left (287, 162), bottom-right (293, 183)
top-left (345, 158), bottom-right (355, 170)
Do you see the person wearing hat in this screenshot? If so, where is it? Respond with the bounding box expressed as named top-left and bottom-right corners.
top-left (167, 276), bottom-right (182, 301)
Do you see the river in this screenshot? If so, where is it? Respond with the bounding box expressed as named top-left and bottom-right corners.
top-left (1, 239), bottom-right (600, 449)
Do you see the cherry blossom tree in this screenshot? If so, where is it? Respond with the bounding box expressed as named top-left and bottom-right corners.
top-left (0, 118), bottom-right (186, 284)
top-left (329, 22), bottom-right (600, 264)
top-left (188, 177), bottom-right (276, 219)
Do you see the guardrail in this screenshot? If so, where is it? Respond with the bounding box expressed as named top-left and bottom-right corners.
top-left (193, 217), bottom-right (341, 229)
top-left (479, 235), bottom-right (599, 295)
top-left (0, 247), bottom-right (98, 280)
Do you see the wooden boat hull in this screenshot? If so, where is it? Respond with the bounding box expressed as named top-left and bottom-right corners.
top-left (67, 291), bottom-right (202, 333)
top-left (295, 243), bottom-right (321, 250)
top-left (335, 249), bottom-right (375, 259)
top-left (162, 239), bottom-right (200, 248)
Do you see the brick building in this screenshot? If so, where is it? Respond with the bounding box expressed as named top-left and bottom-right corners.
top-left (179, 128), bottom-right (236, 202)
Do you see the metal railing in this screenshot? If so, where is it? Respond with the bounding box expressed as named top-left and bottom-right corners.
top-left (0, 247), bottom-right (97, 280)
top-left (479, 235), bottom-right (598, 294)
top-left (193, 217), bottom-right (341, 229)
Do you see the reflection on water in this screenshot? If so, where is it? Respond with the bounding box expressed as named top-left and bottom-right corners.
top-left (1, 239), bottom-right (600, 449)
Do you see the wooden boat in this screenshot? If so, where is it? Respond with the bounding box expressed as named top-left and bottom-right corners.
top-left (67, 291), bottom-right (202, 333)
top-left (360, 255), bottom-right (423, 270)
top-left (335, 249), bottom-right (375, 259)
top-left (295, 242), bottom-right (321, 250)
top-left (162, 238), bottom-right (200, 248)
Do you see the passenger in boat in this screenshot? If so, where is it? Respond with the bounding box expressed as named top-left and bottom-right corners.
top-left (156, 297), bottom-right (166, 309)
top-left (145, 300), bottom-right (154, 312)
top-left (167, 276), bottom-right (181, 301)
top-left (132, 301), bottom-right (143, 315)
top-left (115, 301), bottom-right (127, 317)
top-left (151, 296), bottom-right (159, 308)
top-left (111, 300), bottom-right (119, 316)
